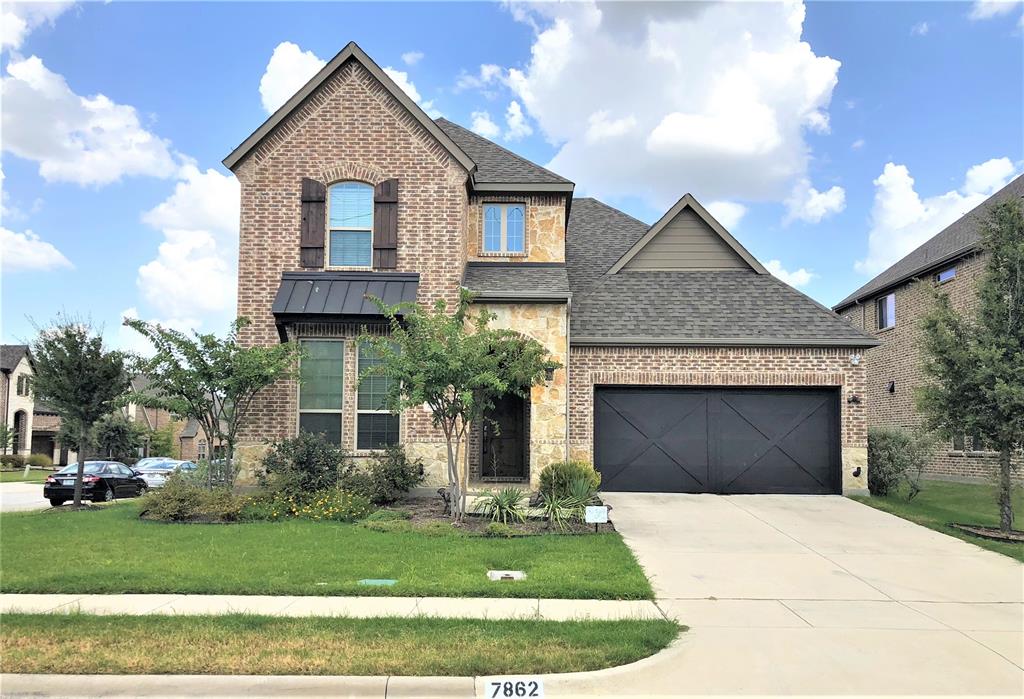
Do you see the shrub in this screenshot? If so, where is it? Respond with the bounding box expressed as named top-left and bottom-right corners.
top-left (26, 453), bottom-right (53, 469)
top-left (484, 521), bottom-right (519, 538)
top-left (350, 445), bottom-right (425, 505)
top-left (288, 489), bottom-right (374, 522)
top-left (365, 508), bottom-right (412, 522)
top-left (138, 475), bottom-right (243, 523)
top-left (474, 487), bottom-right (527, 524)
top-left (259, 432), bottom-right (354, 495)
top-left (0, 454), bottom-right (25, 469)
top-left (868, 426), bottom-right (939, 498)
top-left (538, 461), bottom-right (601, 498)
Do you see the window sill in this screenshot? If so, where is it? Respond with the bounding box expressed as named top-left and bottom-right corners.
top-left (325, 265), bottom-right (373, 271)
top-left (478, 251), bottom-right (528, 258)
top-left (875, 325), bottom-right (895, 334)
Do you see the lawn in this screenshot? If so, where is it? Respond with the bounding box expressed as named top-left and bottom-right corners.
top-left (852, 479), bottom-right (1024, 561)
top-left (0, 503), bottom-right (653, 599)
top-left (0, 470), bottom-right (53, 484)
top-left (0, 613), bottom-right (680, 676)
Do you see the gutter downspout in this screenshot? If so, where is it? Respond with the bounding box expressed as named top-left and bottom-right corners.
top-left (2, 371), bottom-right (9, 453)
top-left (564, 294), bottom-right (571, 463)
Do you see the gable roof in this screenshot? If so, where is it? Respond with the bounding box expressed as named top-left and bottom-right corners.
top-left (222, 42), bottom-right (476, 174)
top-left (607, 194), bottom-right (768, 275)
top-left (435, 119), bottom-right (574, 191)
top-left (0, 345), bottom-right (30, 372)
top-left (834, 174), bottom-right (1024, 311)
top-left (565, 198), bottom-right (878, 348)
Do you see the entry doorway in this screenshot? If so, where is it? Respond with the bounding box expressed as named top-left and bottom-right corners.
top-left (481, 393), bottom-right (528, 482)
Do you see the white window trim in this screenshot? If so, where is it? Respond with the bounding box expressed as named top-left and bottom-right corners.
top-left (877, 293), bottom-right (896, 331)
top-left (355, 342), bottom-right (399, 452)
top-left (326, 182), bottom-right (373, 270)
top-left (481, 203), bottom-right (527, 256)
top-left (935, 266), bottom-right (957, 284)
top-left (297, 338), bottom-right (346, 445)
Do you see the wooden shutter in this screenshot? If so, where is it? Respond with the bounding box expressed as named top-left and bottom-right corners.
top-left (300, 178), bottom-right (327, 268)
top-left (373, 179), bottom-right (398, 269)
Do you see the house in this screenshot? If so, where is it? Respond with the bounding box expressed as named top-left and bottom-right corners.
top-left (834, 175), bottom-right (1024, 482)
top-left (225, 42), bottom-right (878, 495)
top-left (178, 418), bottom-right (226, 462)
top-left (1, 345), bottom-right (35, 456)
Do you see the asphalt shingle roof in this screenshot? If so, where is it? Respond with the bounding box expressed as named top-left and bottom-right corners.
top-left (462, 262), bottom-right (570, 299)
top-left (565, 199), bottom-right (878, 347)
top-left (834, 175), bottom-right (1024, 310)
top-left (0, 345), bottom-right (29, 372)
top-left (435, 118), bottom-right (573, 187)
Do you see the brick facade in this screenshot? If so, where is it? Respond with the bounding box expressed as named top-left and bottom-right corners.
top-left (839, 251), bottom-right (1022, 482)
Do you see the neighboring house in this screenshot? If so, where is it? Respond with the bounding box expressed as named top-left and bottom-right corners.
top-left (178, 418), bottom-right (227, 462)
top-left (1, 345), bottom-right (35, 456)
top-left (834, 175), bottom-right (1024, 482)
top-left (225, 42), bottom-right (878, 495)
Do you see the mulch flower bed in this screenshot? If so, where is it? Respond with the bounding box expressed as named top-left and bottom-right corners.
top-left (394, 494), bottom-right (618, 535)
top-left (951, 523), bottom-right (1024, 544)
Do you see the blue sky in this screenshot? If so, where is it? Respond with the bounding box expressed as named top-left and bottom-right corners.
top-left (2, 0), bottom-right (1022, 351)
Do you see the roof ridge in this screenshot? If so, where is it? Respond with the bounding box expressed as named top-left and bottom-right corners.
top-left (435, 117), bottom-right (571, 184)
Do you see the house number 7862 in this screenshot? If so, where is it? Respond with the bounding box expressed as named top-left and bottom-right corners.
top-left (485, 678), bottom-right (543, 698)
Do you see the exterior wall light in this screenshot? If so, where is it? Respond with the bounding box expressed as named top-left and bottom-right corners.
top-left (849, 354), bottom-right (862, 366)
top-left (887, 381), bottom-right (896, 394)
top-left (847, 394), bottom-right (862, 404)
top-left (545, 367), bottom-right (555, 382)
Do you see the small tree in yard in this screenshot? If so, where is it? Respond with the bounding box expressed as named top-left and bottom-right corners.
top-left (31, 318), bottom-right (131, 507)
top-left (0, 424), bottom-right (14, 455)
top-left (92, 413), bottom-right (147, 461)
top-left (124, 317), bottom-right (299, 487)
top-left (918, 198), bottom-right (1024, 533)
top-left (360, 290), bottom-right (557, 520)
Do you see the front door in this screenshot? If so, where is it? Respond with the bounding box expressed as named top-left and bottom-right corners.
top-left (481, 393), bottom-right (527, 481)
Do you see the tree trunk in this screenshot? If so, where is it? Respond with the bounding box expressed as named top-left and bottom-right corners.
top-left (445, 438), bottom-right (461, 520)
top-left (997, 447), bottom-right (1014, 533)
top-left (73, 429), bottom-right (87, 508)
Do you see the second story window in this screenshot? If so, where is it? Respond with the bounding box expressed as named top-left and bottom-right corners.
top-left (328, 182), bottom-right (373, 267)
top-left (877, 293), bottom-right (896, 330)
top-left (15, 375), bottom-right (30, 396)
top-left (935, 266), bottom-right (956, 283)
top-left (483, 204), bottom-right (526, 254)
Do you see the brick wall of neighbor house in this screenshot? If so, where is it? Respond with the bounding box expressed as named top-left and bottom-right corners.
top-left (567, 346), bottom-right (870, 494)
top-left (839, 251), bottom-right (1022, 482)
top-left (4, 356), bottom-right (35, 456)
top-left (232, 60), bottom-right (472, 476)
top-left (466, 194), bottom-right (567, 263)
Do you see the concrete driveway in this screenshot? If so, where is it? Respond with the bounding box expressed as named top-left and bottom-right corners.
top-left (545, 494), bottom-right (1023, 696)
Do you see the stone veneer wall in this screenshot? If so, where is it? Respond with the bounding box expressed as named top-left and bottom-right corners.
top-left (567, 345), bottom-right (870, 494)
top-left (838, 251), bottom-right (1022, 482)
top-left (466, 194), bottom-right (567, 263)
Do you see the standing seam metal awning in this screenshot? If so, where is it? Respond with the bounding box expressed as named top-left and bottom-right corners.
top-left (271, 271), bottom-right (419, 341)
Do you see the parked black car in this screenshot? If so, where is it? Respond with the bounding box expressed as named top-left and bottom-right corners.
top-left (43, 461), bottom-right (148, 506)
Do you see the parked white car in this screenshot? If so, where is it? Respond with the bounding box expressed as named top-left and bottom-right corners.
top-left (134, 459), bottom-right (197, 488)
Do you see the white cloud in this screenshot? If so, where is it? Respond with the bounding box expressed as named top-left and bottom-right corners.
top-left (0, 226), bottom-right (73, 272)
top-left (1, 1), bottom-right (73, 50)
top-left (765, 259), bottom-right (814, 288)
top-left (401, 51), bottom-right (424, 66)
top-left (455, 63), bottom-right (504, 92)
top-left (259, 41), bottom-right (326, 114)
top-left (784, 178), bottom-right (846, 224)
top-left (855, 157), bottom-right (1020, 275)
top-left (968, 1), bottom-right (1022, 20)
top-left (502, 1), bottom-right (841, 207)
top-left (911, 21), bottom-right (930, 36)
top-left (705, 201), bottom-right (747, 230)
top-left (383, 66), bottom-right (422, 103)
top-left (1, 55), bottom-right (179, 186)
top-left (116, 307), bottom-right (198, 357)
top-left (851, 138), bottom-right (865, 151)
top-left (470, 110), bottom-right (501, 139)
top-left (136, 166), bottom-right (240, 324)
top-left (503, 100), bottom-right (533, 141)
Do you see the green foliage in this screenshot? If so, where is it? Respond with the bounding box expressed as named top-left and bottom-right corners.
top-left (0, 424), bottom-right (15, 454)
top-left (0, 454), bottom-right (25, 468)
top-left (918, 199), bottom-right (1024, 530)
top-left (147, 424), bottom-right (176, 458)
top-left (259, 431), bottom-right (354, 495)
top-left (350, 445), bottom-right (425, 505)
top-left (26, 454), bottom-right (53, 469)
top-left (242, 489), bottom-right (373, 523)
top-left (539, 461), bottom-right (602, 498)
top-left (358, 290), bottom-right (558, 518)
top-left (362, 519), bottom-right (414, 534)
top-left (364, 508), bottom-right (413, 522)
top-left (867, 427), bottom-right (939, 498)
top-left (484, 521), bottom-right (520, 538)
top-left (474, 487), bottom-right (527, 524)
top-left (138, 475), bottom-right (244, 523)
top-left (124, 317), bottom-right (300, 487)
top-left (92, 413), bottom-right (147, 461)
top-left (540, 476), bottom-right (601, 531)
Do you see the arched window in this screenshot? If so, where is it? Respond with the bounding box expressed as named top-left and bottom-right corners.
top-left (12, 411), bottom-right (26, 454)
top-left (328, 182), bottom-right (373, 267)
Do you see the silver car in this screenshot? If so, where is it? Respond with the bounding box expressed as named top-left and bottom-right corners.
top-left (135, 459), bottom-right (197, 488)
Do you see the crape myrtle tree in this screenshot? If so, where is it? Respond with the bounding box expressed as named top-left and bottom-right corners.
top-left (359, 290), bottom-right (558, 520)
top-left (125, 317), bottom-right (300, 487)
top-left (31, 317), bottom-right (131, 507)
top-left (918, 198), bottom-right (1024, 533)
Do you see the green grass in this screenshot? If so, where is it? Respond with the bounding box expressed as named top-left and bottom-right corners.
top-left (852, 480), bottom-right (1024, 561)
top-left (0, 504), bottom-right (653, 599)
top-left (0, 613), bottom-right (681, 676)
top-left (0, 470), bottom-right (52, 483)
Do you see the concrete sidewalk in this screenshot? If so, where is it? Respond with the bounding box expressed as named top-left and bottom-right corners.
top-left (0, 593), bottom-right (664, 621)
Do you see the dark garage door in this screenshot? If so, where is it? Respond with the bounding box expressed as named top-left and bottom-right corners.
top-left (594, 387), bottom-right (840, 494)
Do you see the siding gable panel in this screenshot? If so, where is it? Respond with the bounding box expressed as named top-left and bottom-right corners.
top-left (623, 208), bottom-right (748, 271)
